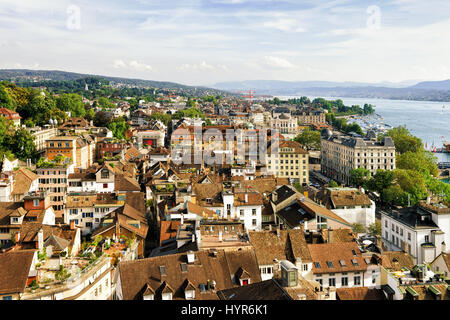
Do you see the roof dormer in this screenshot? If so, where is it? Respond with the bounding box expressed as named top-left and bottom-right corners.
top-left (143, 283), bottom-right (155, 300)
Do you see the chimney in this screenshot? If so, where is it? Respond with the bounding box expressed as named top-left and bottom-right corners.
top-left (218, 231), bottom-right (223, 242)
top-left (38, 228), bottom-right (44, 250)
top-left (244, 194), bottom-right (248, 203)
top-left (187, 251), bottom-right (195, 264)
top-left (70, 220), bottom-right (75, 230)
top-left (272, 191), bottom-right (278, 203)
top-left (269, 225), bottom-right (272, 231)
top-left (191, 233), bottom-right (195, 243)
top-left (180, 213), bottom-right (184, 225)
top-left (276, 228), bottom-right (280, 237)
top-left (14, 231), bottom-right (20, 243)
top-left (442, 241), bottom-right (447, 254)
top-left (401, 240), bottom-right (408, 253)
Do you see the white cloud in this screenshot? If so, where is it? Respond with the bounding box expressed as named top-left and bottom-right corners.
top-left (263, 19), bottom-right (306, 33)
top-left (262, 56), bottom-right (295, 69)
top-left (113, 59), bottom-right (153, 71)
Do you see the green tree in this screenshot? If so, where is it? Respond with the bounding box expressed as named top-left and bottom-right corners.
top-left (366, 170), bottom-right (395, 195)
top-left (397, 151), bottom-right (438, 176)
top-left (367, 220), bottom-right (381, 236)
top-left (329, 180), bottom-right (339, 188)
top-left (385, 126), bottom-right (422, 154)
top-left (94, 111), bottom-right (112, 127)
top-left (382, 185), bottom-right (408, 206)
top-left (8, 128), bottom-right (37, 161)
top-left (108, 117), bottom-right (130, 140)
top-left (56, 93), bottom-right (86, 117)
top-left (349, 167), bottom-right (371, 188)
top-left (352, 223), bottom-right (366, 233)
top-left (293, 128), bottom-right (321, 150)
top-left (0, 84), bottom-right (13, 109)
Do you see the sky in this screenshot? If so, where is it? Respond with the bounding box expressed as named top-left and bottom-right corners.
top-left (0, 0), bottom-right (449, 86)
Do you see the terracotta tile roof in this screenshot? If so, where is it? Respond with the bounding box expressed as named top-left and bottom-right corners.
top-left (307, 242), bottom-right (368, 274)
top-left (115, 175), bottom-right (140, 192)
top-left (0, 107), bottom-right (21, 120)
top-left (12, 168), bottom-right (38, 195)
top-left (217, 279), bottom-right (292, 300)
top-left (381, 251), bottom-right (414, 271)
top-left (193, 183), bottom-right (223, 207)
top-left (0, 249), bottom-right (35, 295)
top-left (233, 192), bottom-right (263, 207)
top-left (316, 188), bottom-right (372, 208)
top-left (65, 194), bottom-right (97, 208)
top-left (160, 220), bottom-right (181, 245)
top-left (337, 287), bottom-right (387, 300)
top-left (321, 229), bottom-right (357, 243)
top-left (0, 202), bottom-right (25, 227)
top-left (298, 198), bottom-right (352, 227)
top-left (118, 248), bottom-right (261, 300)
top-left (249, 229), bottom-right (311, 265)
top-left (186, 201), bottom-right (217, 218)
top-left (124, 192), bottom-right (145, 213)
top-left (124, 146), bottom-right (142, 161)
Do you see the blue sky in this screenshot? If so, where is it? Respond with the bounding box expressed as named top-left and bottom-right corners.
top-left (0, 0), bottom-right (449, 85)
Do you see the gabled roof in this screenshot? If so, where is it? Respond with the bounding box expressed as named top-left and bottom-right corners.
top-left (115, 175), bottom-right (140, 192)
top-left (118, 248), bottom-right (261, 300)
top-left (308, 242), bottom-right (368, 274)
top-left (248, 229), bottom-right (311, 265)
top-left (44, 234), bottom-right (70, 251)
top-left (337, 287), bottom-right (387, 300)
top-left (0, 249), bottom-right (35, 295)
top-left (381, 251), bottom-right (414, 271)
top-left (217, 279), bottom-right (292, 300)
top-left (12, 167), bottom-right (39, 195)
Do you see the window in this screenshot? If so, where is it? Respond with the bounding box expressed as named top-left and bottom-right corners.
top-left (328, 278), bottom-right (336, 287)
top-left (303, 264), bottom-right (308, 271)
top-left (354, 276), bottom-right (361, 285)
top-left (252, 219), bottom-right (257, 226)
top-left (341, 277), bottom-right (348, 286)
top-left (314, 262), bottom-right (321, 268)
top-left (408, 232), bottom-right (411, 240)
top-left (103, 183), bottom-right (108, 189)
top-left (33, 199), bottom-right (40, 207)
top-left (351, 259), bottom-right (358, 266)
top-left (425, 235), bottom-right (429, 243)
top-left (252, 209), bottom-right (256, 216)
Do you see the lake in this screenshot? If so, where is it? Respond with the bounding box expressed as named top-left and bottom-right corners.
top-left (277, 96), bottom-right (450, 163)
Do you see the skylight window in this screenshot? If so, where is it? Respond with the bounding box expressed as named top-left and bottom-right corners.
top-left (326, 261), bottom-right (333, 268)
top-left (159, 266), bottom-right (167, 276)
top-left (314, 262), bottom-right (321, 268)
top-left (339, 260), bottom-right (346, 267)
top-left (352, 259), bottom-right (359, 266)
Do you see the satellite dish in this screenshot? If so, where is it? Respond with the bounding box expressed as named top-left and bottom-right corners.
top-left (362, 240), bottom-right (372, 245)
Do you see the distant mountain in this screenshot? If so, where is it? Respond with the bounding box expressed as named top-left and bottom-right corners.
top-left (213, 80), bottom-right (417, 91)
top-left (0, 69), bottom-right (231, 96)
top-left (410, 79), bottom-right (450, 91)
top-left (212, 79), bottom-right (450, 102)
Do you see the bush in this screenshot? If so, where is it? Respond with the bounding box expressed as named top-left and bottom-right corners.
top-left (352, 223), bottom-right (366, 234)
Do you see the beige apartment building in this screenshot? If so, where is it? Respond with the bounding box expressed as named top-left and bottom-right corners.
top-left (28, 126), bottom-right (59, 153)
top-left (45, 135), bottom-right (95, 169)
top-left (294, 110), bottom-right (326, 125)
top-left (321, 131), bottom-right (396, 185)
top-left (270, 113), bottom-right (298, 139)
top-left (267, 140), bottom-right (309, 184)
